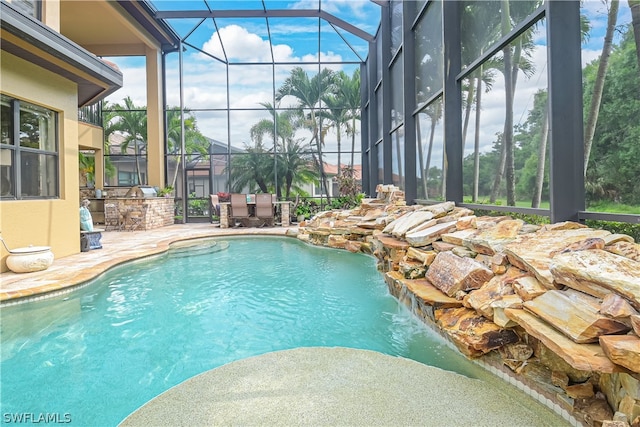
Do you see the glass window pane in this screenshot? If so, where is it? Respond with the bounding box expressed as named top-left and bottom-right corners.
top-left (1, 148), bottom-right (14, 197)
top-left (391, 126), bottom-right (404, 189)
top-left (390, 0), bottom-right (403, 57)
top-left (20, 153), bottom-right (57, 197)
top-left (583, 1), bottom-right (640, 213)
top-left (1, 96), bottom-right (12, 145)
top-left (461, 1), bottom-right (541, 70)
top-left (416, 97), bottom-right (444, 200)
top-left (376, 140), bottom-right (384, 183)
top-left (20, 102), bottom-right (56, 152)
top-left (415, 0), bottom-right (443, 105)
top-left (461, 24), bottom-right (548, 207)
top-left (390, 54), bottom-right (404, 128)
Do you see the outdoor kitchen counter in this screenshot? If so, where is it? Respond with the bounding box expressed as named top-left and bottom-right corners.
top-left (104, 197), bottom-right (174, 230)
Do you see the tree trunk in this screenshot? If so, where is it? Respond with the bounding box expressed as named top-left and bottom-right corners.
top-left (336, 125), bottom-right (342, 177)
top-left (425, 119), bottom-right (436, 200)
top-left (473, 74), bottom-right (483, 202)
top-left (584, 0), bottom-right (619, 175)
top-left (462, 77), bottom-right (476, 154)
top-left (416, 115), bottom-right (428, 198)
top-left (394, 132), bottom-right (404, 189)
top-left (532, 108), bottom-right (549, 208)
top-left (504, 37), bottom-right (522, 207)
top-left (629, 0), bottom-right (640, 70)
top-left (350, 116), bottom-right (356, 169)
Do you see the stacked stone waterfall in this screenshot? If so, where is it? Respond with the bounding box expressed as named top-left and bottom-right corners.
top-left (297, 185), bottom-right (640, 427)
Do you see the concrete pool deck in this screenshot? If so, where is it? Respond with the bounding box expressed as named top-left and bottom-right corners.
top-left (120, 347), bottom-right (566, 427)
top-left (1, 225), bottom-right (568, 426)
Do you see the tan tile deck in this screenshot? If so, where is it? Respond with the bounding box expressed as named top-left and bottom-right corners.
top-left (0, 224), bottom-right (297, 304)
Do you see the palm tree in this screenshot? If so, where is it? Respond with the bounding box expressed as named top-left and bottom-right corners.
top-left (165, 108), bottom-right (209, 191)
top-left (276, 138), bottom-right (318, 199)
top-left (276, 67), bottom-right (336, 201)
top-left (584, 0), bottom-right (620, 175)
top-left (489, 2), bottom-right (538, 205)
top-left (337, 69), bottom-right (361, 169)
top-left (320, 94), bottom-right (349, 176)
top-left (109, 96), bottom-right (147, 185)
top-left (228, 141), bottom-right (273, 193)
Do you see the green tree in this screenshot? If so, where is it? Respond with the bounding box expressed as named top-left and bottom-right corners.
top-left (276, 67), bottom-right (336, 201)
top-left (228, 141), bottom-right (273, 194)
top-left (336, 69), bottom-right (361, 169)
top-left (107, 96), bottom-right (147, 185)
top-left (585, 25), bottom-right (640, 205)
top-left (584, 0), bottom-right (620, 176)
top-left (165, 108), bottom-right (209, 191)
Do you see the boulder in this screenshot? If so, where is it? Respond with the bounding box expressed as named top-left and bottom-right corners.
top-left (504, 228), bottom-right (611, 288)
top-left (405, 221), bottom-right (457, 247)
top-left (464, 267), bottom-right (520, 319)
top-left (550, 249), bottom-right (640, 309)
top-left (600, 294), bottom-right (639, 322)
top-left (417, 201), bottom-right (456, 218)
top-left (463, 219), bottom-right (525, 256)
top-left (491, 295), bottom-right (524, 328)
top-left (398, 259), bottom-right (427, 279)
top-left (426, 251), bottom-right (494, 297)
top-left (524, 290), bottom-right (629, 343)
top-left (512, 275), bottom-right (548, 301)
top-left (632, 315), bottom-right (640, 336)
top-left (405, 247), bottom-right (437, 266)
top-left (385, 211), bottom-right (435, 238)
top-left (599, 335), bottom-right (640, 374)
top-left (504, 308), bottom-right (625, 373)
top-left (605, 241), bottom-right (640, 263)
top-left (441, 228), bottom-right (478, 247)
top-left (456, 215), bottom-right (477, 230)
top-left (397, 277), bottom-right (463, 309)
top-left (434, 307), bottom-right (519, 358)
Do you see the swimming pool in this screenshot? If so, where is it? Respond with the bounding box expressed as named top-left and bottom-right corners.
top-left (1, 237), bottom-right (490, 425)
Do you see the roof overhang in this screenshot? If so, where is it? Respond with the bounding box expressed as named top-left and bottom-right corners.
top-left (0, 1), bottom-right (123, 107)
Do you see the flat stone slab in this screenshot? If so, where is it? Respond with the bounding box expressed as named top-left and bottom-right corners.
top-left (399, 277), bottom-right (463, 309)
top-left (524, 290), bottom-right (629, 343)
top-left (550, 249), bottom-right (640, 309)
top-left (505, 308), bottom-right (625, 373)
top-left (599, 335), bottom-right (640, 374)
top-left (120, 347), bottom-right (565, 427)
top-left (504, 228), bottom-right (611, 288)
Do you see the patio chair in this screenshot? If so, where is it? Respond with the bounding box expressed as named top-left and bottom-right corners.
top-left (230, 193), bottom-right (250, 227)
top-left (127, 204), bottom-right (148, 231)
top-left (255, 193), bottom-right (274, 227)
top-left (104, 203), bottom-right (123, 231)
top-left (209, 194), bottom-right (220, 221)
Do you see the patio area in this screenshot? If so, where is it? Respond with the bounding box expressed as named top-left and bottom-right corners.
top-left (0, 224), bottom-right (298, 304)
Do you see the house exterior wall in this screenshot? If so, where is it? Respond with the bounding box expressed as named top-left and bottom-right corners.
top-left (0, 51), bottom-right (81, 272)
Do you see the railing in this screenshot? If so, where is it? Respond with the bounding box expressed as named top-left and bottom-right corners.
top-left (78, 102), bottom-right (102, 126)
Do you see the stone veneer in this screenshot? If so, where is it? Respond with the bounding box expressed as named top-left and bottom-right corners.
top-left (297, 185), bottom-right (640, 427)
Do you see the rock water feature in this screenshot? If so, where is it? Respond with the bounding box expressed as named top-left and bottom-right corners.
top-left (296, 185), bottom-right (640, 427)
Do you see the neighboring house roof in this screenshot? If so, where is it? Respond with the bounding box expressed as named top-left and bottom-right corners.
top-left (322, 162), bottom-right (362, 179)
top-left (1, 1), bottom-right (123, 107)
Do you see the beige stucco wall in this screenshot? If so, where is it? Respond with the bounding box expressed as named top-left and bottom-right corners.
top-left (0, 51), bottom-right (81, 272)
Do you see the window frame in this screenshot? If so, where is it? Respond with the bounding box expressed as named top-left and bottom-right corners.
top-left (0, 95), bottom-right (59, 200)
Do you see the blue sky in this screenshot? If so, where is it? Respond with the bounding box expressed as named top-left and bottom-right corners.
top-left (104, 1), bottom-right (634, 164)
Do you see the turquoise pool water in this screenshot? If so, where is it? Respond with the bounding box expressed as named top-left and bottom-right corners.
top-left (1, 237), bottom-right (483, 426)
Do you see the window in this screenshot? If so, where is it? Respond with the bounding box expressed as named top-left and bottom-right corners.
top-left (0, 95), bottom-right (58, 199)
